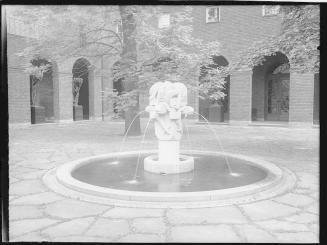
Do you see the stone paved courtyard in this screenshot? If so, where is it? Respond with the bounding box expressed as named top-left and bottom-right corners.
top-left (8, 119), bottom-right (319, 242)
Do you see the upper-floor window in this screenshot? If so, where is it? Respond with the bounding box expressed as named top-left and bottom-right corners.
top-left (158, 14), bottom-right (170, 28)
top-left (206, 7), bottom-right (220, 23)
top-left (262, 5), bottom-right (280, 16)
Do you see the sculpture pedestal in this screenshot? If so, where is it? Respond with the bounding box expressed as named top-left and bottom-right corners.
top-left (144, 140), bottom-right (194, 174)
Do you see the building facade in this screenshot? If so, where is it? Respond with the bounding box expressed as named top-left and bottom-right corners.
top-left (7, 5), bottom-right (319, 126)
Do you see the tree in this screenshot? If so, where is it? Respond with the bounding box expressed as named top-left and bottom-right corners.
top-left (233, 5), bottom-right (319, 73)
top-left (7, 5), bottom-right (226, 135)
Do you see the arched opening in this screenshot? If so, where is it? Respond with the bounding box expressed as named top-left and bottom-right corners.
top-left (252, 52), bottom-right (290, 122)
top-left (72, 58), bottom-right (91, 120)
top-left (198, 55), bottom-right (230, 122)
top-left (29, 58), bottom-right (55, 124)
top-left (313, 73), bottom-right (319, 125)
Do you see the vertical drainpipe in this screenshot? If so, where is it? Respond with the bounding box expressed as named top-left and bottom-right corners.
top-left (101, 55), bottom-right (104, 121)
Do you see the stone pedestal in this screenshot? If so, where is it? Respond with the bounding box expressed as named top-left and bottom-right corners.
top-left (143, 81), bottom-right (194, 174)
top-left (73, 105), bottom-right (83, 121)
top-left (144, 140), bottom-right (194, 174)
top-left (158, 140), bottom-right (179, 165)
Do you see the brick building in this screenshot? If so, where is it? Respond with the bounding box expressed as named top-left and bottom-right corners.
top-left (7, 5), bottom-right (319, 126)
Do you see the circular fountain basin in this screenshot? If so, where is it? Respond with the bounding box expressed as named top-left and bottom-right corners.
top-left (43, 150), bottom-right (296, 208)
top-left (144, 154), bottom-right (194, 174)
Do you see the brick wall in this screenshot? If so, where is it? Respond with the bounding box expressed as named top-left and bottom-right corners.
top-left (229, 70), bottom-right (252, 122)
top-left (192, 5), bottom-right (282, 63)
top-left (93, 74), bottom-right (103, 119)
top-left (7, 34), bottom-right (32, 124)
top-left (289, 73), bottom-right (314, 123)
top-left (58, 73), bottom-right (73, 121)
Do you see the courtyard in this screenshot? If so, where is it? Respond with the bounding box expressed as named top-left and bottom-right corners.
top-left (9, 119), bottom-right (319, 243)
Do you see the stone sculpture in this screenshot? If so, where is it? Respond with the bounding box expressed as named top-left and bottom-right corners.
top-left (144, 81), bottom-right (195, 174)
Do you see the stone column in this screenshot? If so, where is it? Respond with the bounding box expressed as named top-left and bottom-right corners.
top-left (289, 72), bottom-right (314, 126)
top-left (229, 70), bottom-right (253, 124)
top-left (58, 72), bottom-right (73, 122)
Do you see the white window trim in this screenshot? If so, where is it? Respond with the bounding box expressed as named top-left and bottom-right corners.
top-left (262, 5), bottom-right (280, 17)
top-left (158, 13), bottom-right (170, 29)
top-left (206, 7), bottom-right (220, 23)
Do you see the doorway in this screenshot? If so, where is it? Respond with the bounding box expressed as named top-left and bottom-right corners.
top-left (72, 58), bottom-right (91, 120)
top-left (266, 74), bottom-right (289, 121)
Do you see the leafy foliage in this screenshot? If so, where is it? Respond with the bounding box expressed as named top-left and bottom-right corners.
top-left (233, 5), bottom-right (319, 73)
top-left (7, 5), bottom-right (228, 119)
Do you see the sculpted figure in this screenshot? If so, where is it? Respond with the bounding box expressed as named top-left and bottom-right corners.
top-left (146, 81), bottom-right (194, 141)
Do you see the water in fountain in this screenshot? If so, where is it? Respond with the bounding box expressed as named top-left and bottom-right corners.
top-left (112, 110), bottom-right (146, 165)
top-left (133, 117), bottom-right (152, 180)
top-left (192, 111), bottom-right (240, 177)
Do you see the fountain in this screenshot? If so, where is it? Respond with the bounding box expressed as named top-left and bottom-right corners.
top-left (144, 81), bottom-right (194, 174)
top-left (43, 79), bottom-right (296, 208)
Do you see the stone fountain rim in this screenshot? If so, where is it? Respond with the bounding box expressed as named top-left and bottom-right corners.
top-left (43, 150), bottom-right (296, 207)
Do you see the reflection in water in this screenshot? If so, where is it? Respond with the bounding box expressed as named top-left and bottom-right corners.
top-left (72, 154), bottom-right (268, 192)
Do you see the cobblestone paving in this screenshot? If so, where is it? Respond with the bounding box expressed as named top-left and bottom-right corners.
top-left (9, 120), bottom-right (319, 242)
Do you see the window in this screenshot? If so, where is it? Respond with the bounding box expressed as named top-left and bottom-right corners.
top-left (206, 7), bottom-right (220, 23)
top-left (262, 5), bottom-right (280, 16)
top-left (158, 14), bottom-right (170, 28)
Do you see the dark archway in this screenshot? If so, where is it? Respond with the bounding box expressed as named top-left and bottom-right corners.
top-left (30, 58), bottom-right (54, 124)
top-left (252, 52), bottom-right (290, 122)
top-left (198, 55), bottom-right (230, 122)
top-left (72, 58), bottom-right (91, 120)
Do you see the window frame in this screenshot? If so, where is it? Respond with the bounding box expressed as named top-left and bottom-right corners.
top-left (262, 5), bottom-right (280, 17)
top-left (158, 13), bottom-right (170, 29)
top-left (206, 6), bottom-right (220, 24)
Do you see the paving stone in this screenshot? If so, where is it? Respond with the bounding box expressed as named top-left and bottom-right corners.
top-left (45, 199), bottom-right (109, 219)
top-left (9, 195), bottom-right (18, 201)
top-left (10, 205), bottom-right (43, 220)
top-left (284, 213), bottom-right (318, 224)
top-left (239, 200), bottom-right (300, 221)
top-left (118, 234), bottom-right (163, 242)
top-left (10, 232), bottom-right (48, 242)
top-left (255, 220), bottom-right (309, 232)
top-left (166, 206), bottom-right (247, 224)
top-left (309, 223), bottom-right (319, 233)
top-left (305, 203), bottom-right (319, 214)
top-left (293, 188), bottom-right (312, 194)
top-left (52, 236), bottom-right (112, 242)
top-left (11, 192), bottom-right (64, 205)
top-left (48, 150), bottom-right (70, 162)
top-left (170, 225), bottom-right (241, 242)
top-left (273, 193), bottom-right (314, 207)
top-left (103, 207), bottom-right (164, 218)
top-left (10, 179), bottom-right (47, 196)
top-left (17, 160), bottom-right (56, 170)
top-left (235, 224), bottom-right (277, 243)
top-left (9, 177), bottom-right (20, 184)
top-left (10, 166), bottom-right (38, 176)
top-left (132, 218), bottom-right (166, 234)
top-left (18, 169), bottom-right (47, 180)
top-left (274, 231), bottom-right (318, 243)
top-left (10, 218), bottom-right (60, 237)
top-left (310, 191), bottom-right (319, 200)
top-left (86, 218), bottom-right (129, 238)
top-left (42, 217), bottom-right (94, 237)
top-left (296, 172), bottom-right (318, 190)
